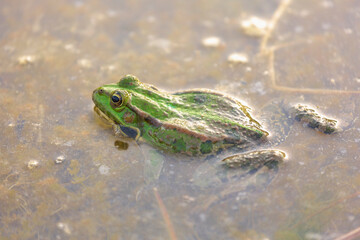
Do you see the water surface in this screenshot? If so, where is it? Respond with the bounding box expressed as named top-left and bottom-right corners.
top-left (1, 0), bottom-right (360, 239)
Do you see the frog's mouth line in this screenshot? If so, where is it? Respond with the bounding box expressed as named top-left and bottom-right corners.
top-left (94, 106), bottom-right (117, 125)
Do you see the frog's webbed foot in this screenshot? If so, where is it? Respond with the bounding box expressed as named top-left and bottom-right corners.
top-left (222, 149), bottom-right (286, 170)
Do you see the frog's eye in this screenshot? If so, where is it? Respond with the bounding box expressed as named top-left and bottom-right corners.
top-left (111, 91), bottom-right (123, 107)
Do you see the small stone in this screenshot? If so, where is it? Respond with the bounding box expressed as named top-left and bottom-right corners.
top-left (102, 65), bottom-right (116, 72)
top-left (147, 16), bottom-right (156, 23)
top-left (57, 222), bottom-right (71, 235)
top-left (147, 37), bottom-right (172, 53)
top-left (240, 16), bottom-right (269, 37)
top-left (99, 165), bottom-right (110, 175)
top-left (18, 55), bottom-right (36, 65)
top-left (344, 28), bottom-right (353, 34)
top-left (321, 23), bottom-right (331, 30)
top-left (105, 10), bottom-right (116, 18)
top-left (321, 0), bottom-right (334, 8)
top-left (27, 160), bottom-right (40, 169)
top-left (199, 213), bottom-right (207, 222)
top-left (77, 58), bottom-right (92, 68)
top-left (300, 10), bottom-right (310, 17)
top-left (348, 215), bottom-right (355, 222)
top-left (201, 36), bottom-right (224, 48)
top-left (305, 232), bottom-right (322, 240)
top-left (183, 195), bottom-right (196, 202)
top-left (227, 53), bottom-right (249, 64)
top-left (245, 67), bottom-right (252, 72)
top-left (64, 44), bottom-right (79, 53)
top-left (55, 155), bottom-right (65, 164)
top-left (295, 26), bottom-right (304, 33)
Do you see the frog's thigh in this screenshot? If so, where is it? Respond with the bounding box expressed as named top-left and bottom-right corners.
top-left (222, 150), bottom-right (286, 169)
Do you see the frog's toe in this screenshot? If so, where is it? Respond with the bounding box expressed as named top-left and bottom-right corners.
top-left (222, 149), bottom-right (286, 169)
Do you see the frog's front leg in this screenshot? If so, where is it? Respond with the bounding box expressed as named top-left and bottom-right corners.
top-left (113, 124), bottom-right (141, 141)
top-left (222, 149), bottom-right (286, 170)
top-left (113, 125), bottom-right (165, 184)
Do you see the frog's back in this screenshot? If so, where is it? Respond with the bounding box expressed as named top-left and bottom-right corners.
top-left (139, 89), bottom-right (268, 155)
top-left (172, 89), bottom-right (267, 139)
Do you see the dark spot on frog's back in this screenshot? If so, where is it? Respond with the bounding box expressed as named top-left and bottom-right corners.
top-left (200, 140), bottom-right (213, 154)
top-left (193, 95), bottom-right (206, 103)
top-left (172, 138), bottom-right (186, 153)
top-left (123, 111), bottom-right (136, 123)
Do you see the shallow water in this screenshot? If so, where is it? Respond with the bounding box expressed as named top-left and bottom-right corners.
top-left (1, 0), bottom-right (360, 239)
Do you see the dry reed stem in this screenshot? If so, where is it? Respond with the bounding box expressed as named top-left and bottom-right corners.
top-left (153, 187), bottom-right (178, 240)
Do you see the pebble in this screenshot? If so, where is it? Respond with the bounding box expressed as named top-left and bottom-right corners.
top-left (57, 222), bottom-right (71, 235)
top-left (227, 53), bottom-right (249, 64)
top-left (201, 36), bottom-right (224, 48)
top-left (99, 165), bottom-right (110, 175)
top-left (27, 159), bottom-right (40, 169)
top-left (240, 16), bottom-right (269, 37)
top-left (77, 58), bottom-right (92, 68)
top-left (18, 55), bottom-right (36, 65)
top-left (55, 155), bottom-right (65, 164)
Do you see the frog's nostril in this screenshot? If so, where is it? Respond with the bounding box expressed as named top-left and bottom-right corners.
top-left (92, 88), bottom-right (102, 102)
top-left (93, 87), bottom-right (104, 96)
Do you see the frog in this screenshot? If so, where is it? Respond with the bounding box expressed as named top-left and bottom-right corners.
top-left (92, 74), bottom-right (339, 169)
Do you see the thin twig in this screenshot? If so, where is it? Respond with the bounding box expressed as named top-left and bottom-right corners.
top-left (260, 0), bottom-right (292, 52)
top-left (291, 191), bottom-right (360, 229)
top-left (153, 187), bottom-right (178, 240)
top-left (335, 226), bottom-right (360, 240)
top-left (268, 49), bottom-right (360, 94)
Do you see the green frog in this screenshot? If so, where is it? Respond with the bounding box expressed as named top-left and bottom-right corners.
top-left (92, 75), bottom-right (338, 168)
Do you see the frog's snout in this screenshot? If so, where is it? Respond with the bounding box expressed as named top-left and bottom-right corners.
top-left (92, 87), bottom-right (105, 101)
top-left (92, 88), bottom-right (99, 102)
top-left (93, 87), bottom-right (102, 95)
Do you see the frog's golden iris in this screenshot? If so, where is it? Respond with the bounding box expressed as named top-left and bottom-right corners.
top-left (110, 91), bottom-right (123, 107)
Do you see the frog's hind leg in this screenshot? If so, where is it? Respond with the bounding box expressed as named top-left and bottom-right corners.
top-left (222, 149), bottom-right (286, 170)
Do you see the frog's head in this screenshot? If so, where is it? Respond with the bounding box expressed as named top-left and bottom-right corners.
top-left (92, 75), bottom-right (143, 140)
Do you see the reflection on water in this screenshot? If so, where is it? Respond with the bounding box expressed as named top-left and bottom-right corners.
top-left (1, 0), bottom-right (360, 239)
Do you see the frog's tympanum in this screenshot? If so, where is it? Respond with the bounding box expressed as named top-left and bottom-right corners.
top-left (92, 75), bottom-right (338, 168)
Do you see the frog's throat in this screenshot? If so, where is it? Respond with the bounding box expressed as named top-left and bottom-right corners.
top-left (94, 106), bottom-right (115, 124)
top-left (127, 103), bottom-right (267, 143)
